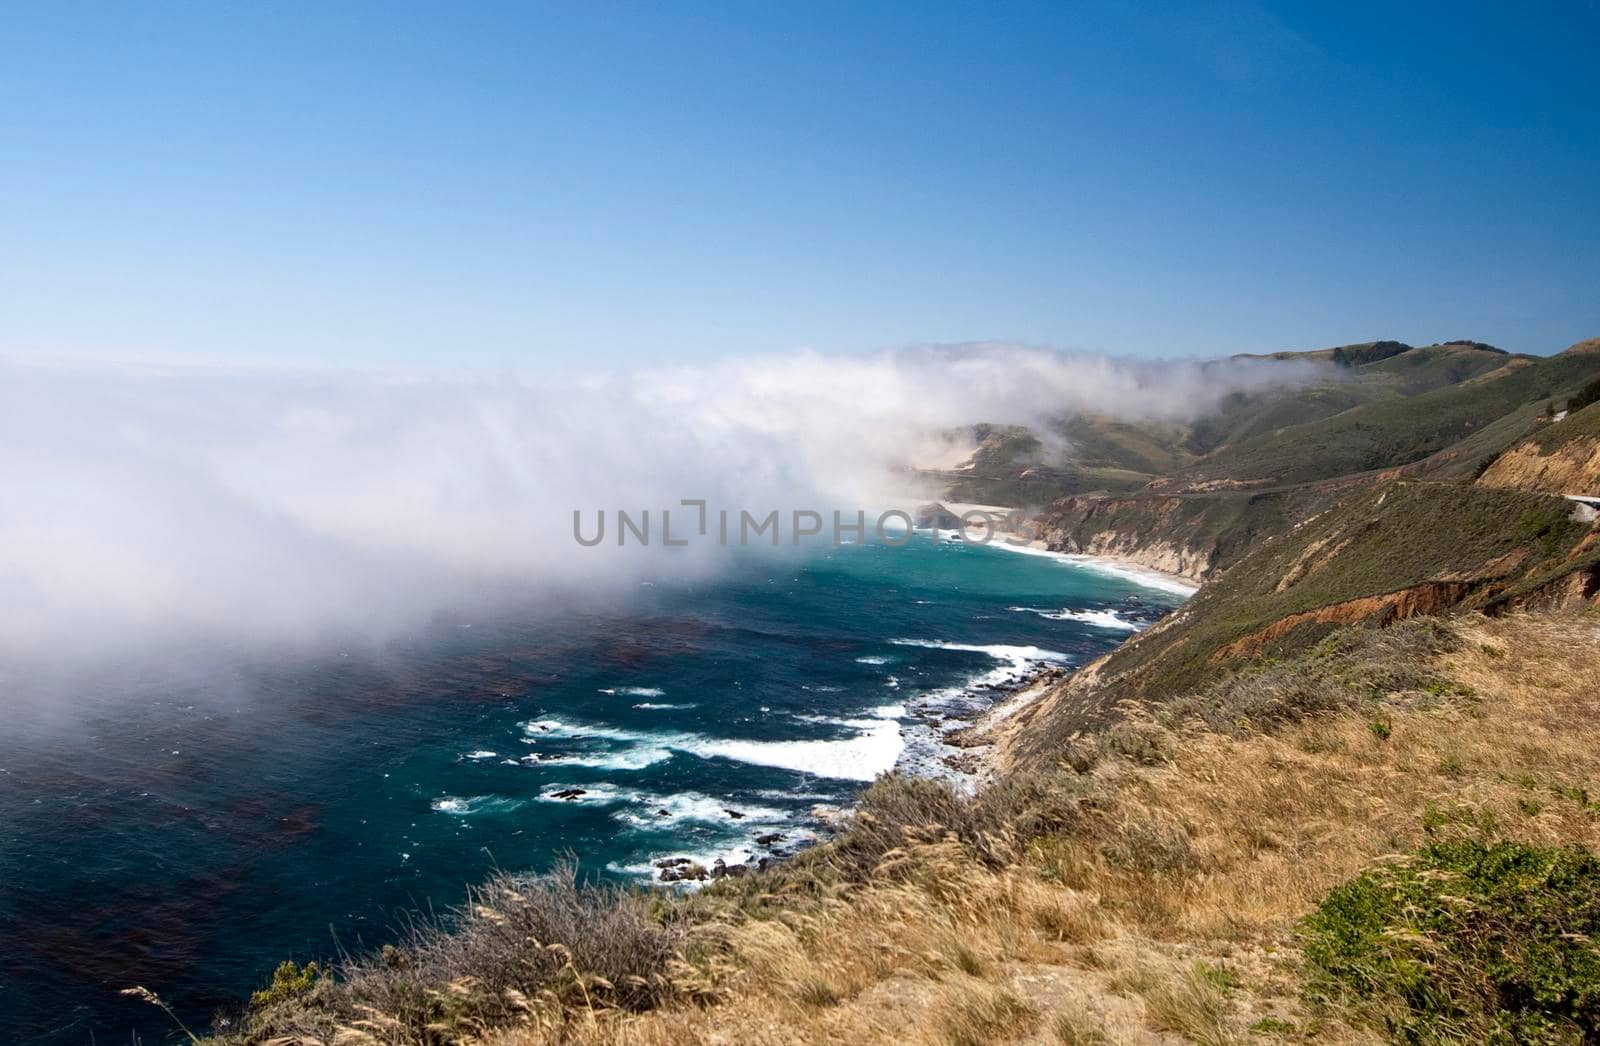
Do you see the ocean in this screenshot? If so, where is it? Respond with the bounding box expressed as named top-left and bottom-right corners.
top-left (0, 535), bottom-right (1188, 1043)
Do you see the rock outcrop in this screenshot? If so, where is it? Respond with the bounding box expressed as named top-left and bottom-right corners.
top-left (1478, 435), bottom-right (1600, 496)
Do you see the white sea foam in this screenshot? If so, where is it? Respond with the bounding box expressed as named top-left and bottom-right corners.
top-left (889, 638), bottom-right (1069, 688)
top-left (599, 686), bottom-right (666, 697)
top-left (522, 719), bottom-right (650, 743)
top-left (888, 638), bottom-right (1070, 711)
top-left (855, 655), bottom-right (890, 665)
top-left (517, 715), bottom-right (903, 782)
top-left (539, 747), bottom-right (673, 771)
top-left (462, 750), bottom-right (498, 760)
top-left (633, 702), bottom-right (696, 710)
top-left (890, 637), bottom-right (1068, 659)
top-left (753, 787), bottom-right (839, 802)
top-left (677, 722), bottom-right (901, 782)
top-left (612, 791), bottom-right (789, 829)
top-left (1008, 606), bottom-right (1142, 631)
top-left (430, 795), bottom-right (523, 816)
top-left (605, 860), bottom-right (662, 878)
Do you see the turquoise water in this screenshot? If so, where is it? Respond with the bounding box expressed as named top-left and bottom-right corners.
top-left (0, 536), bottom-right (1185, 1043)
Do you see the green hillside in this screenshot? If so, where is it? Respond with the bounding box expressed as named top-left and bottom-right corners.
top-left (1014, 479), bottom-right (1599, 763)
top-left (1167, 347), bottom-right (1600, 489)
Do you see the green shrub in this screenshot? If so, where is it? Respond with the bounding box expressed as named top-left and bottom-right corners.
top-left (248, 961), bottom-right (321, 1011)
top-left (1568, 377), bottom-right (1600, 414)
top-left (827, 770), bottom-right (1094, 878)
top-left (1300, 839), bottom-right (1600, 1043)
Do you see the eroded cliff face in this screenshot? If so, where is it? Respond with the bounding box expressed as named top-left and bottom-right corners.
top-left (1210, 581), bottom-right (1476, 661)
top-left (1478, 435), bottom-right (1600, 496)
top-left (1035, 495), bottom-right (1215, 580)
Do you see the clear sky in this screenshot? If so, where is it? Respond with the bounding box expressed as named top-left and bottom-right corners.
top-left (2, 1), bottom-right (1596, 366)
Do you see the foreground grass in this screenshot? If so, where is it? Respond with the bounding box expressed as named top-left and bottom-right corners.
top-left (200, 610), bottom-right (1600, 1045)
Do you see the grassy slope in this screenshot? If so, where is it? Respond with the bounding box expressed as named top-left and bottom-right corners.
top-left (1168, 348), bottom-right (1600, 489)
top-left (1358, 341), bottom-right (1511, 393)
top-left (1040, 483), bottom-right (1593, 722)
top-left (1532, 399), bottom-right (1600, 451)
top-left (1182, 343), bottom-right (1512, 459)
top-left (1055, 414), bottom-right (1196, 476)
top-left (1183, 383), bottom-right (1381, 455)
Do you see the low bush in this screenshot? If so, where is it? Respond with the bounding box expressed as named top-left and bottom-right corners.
top-left (1568, 376), bottom-right (1600, 414)
top-left (247, 960), bottom-right (321, 1011)
top-left (1164, 618), bottom-right (1461, 736)
top-left (227, 864), bottom-right (690, 1044)
top-left (1301, 839), bottom-right (1600, 1043)
top-left (823, 770), bottom-right (1094, 878)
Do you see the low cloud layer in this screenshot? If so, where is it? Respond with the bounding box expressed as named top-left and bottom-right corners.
top-left (0, 344), bottom-right (1308, 672)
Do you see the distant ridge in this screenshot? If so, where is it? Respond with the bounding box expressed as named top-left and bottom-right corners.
top-left (1230, 339), bottom-right (1413, 366)
top-left (1438, 339), bottom-right (1508, 353)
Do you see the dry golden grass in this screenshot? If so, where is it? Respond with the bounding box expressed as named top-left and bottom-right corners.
top-left (1038, 610), bottom-right (1600, 947)
top-left (236, 610), bottom-right (1600, 1045)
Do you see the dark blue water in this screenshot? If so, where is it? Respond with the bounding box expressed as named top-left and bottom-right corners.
top-left (0, 536), bottom-right (1185, 1043)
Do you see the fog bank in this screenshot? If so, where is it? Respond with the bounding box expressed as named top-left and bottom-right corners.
top-left (0, 344), bottom-right (1309, 674)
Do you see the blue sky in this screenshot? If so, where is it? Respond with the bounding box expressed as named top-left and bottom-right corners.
top-left (1, 1), bottom-right (1596, 366)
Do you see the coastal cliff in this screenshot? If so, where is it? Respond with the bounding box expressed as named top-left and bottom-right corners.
top-left (1035, 494), bottom-right (1216, 579)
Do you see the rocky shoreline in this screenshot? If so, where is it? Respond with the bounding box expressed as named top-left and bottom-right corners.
top-left (898, 661), bottom-right (1070, 781)
top-left (631, 660), bottom-right (1073, 885)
